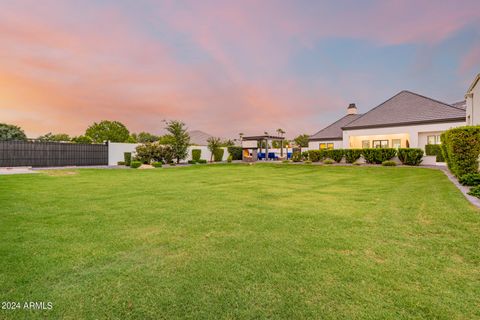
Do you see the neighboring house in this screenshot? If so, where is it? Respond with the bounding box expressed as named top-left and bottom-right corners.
top-left (188, 130), bottom-right (215, 146)
top-left (466, 73), bottom-right (480, 125)
top-left (309, 90), bottom-right (466, 151)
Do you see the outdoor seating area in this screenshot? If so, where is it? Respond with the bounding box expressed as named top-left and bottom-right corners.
top-left (241, 135), bottom-right (290, 162)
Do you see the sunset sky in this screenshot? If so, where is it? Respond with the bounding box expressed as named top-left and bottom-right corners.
top-left (1, 0), bottom-right (479, 139)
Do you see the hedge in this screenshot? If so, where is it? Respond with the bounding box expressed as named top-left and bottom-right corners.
top-left (227, 146), bottom-right (242, 160)
top-left (292, 152), bottom-right (302, 162)
top-left (362, 148), bottom-right (396, 164)
top-left (325, 149), bottom-right (344, 163)
top-left (442, 126), bottom-right (480, 177)
top-left (213, 148), bottom-right (224, 162)
top-left (345, 149), bottom-right (362, 163)
top-left (397, 148), bottom-right (423, 166)
top-left (192, 149), bottom-right (201, 162)
top-left (308, 150), bottom-right (325, 162)
top-left (459, 173), bottom-right (480, 186)
top-left (130, 161), bottom-right (141, 168)
top-left (425, 144), bottom-right (444, 162)
top-left (124, 152), bottom-right (132, 166)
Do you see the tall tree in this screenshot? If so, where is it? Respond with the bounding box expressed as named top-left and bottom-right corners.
top-left (164, 120), bottom-right (190, 164)
top-left (207, 137), bottom-right (222, 162)
top-left (136, 132), bottom-right (160, 143)
top-left (294, 134), bottom-right (309, 152)
top-left (37, 133), bottom-right (70, 142)
top-left (0, 123), bottom-right (27, 141)
top-left (85, 120), bottom-right (130, 143)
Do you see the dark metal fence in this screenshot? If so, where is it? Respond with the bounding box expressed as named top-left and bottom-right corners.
top-left (0, 141), bottom-right (108, 167)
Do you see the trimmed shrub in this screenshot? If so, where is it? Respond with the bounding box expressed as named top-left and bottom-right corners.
top-left (345, 149), bottom-right (362, 163)
top-left (323, 159), bottom-right (334, 165)
top-left (362, 148), bottom-right (396, 164)
top-left (291, 152), bottom-right (302, 162)
top-left (382, 160), bottom-right (397, 166)
top-left (308, 150), bottom-right (324, 162)
top-left (152, 162), bottom-right (163, 168)
top-left (227, 155), bottom-right (233, 163)
top-left (468, 185), bottom-right (480, 198)
top-left (213, 148), bottom-right (224, 162)
top-left (197, 159), bottom-right (207, 164)
top-left (188, 160), bottom-right (197, 164)
top-left (191, 149), bottom-right (201, 162)
top-left (459, 173), bottom-right (480, 186)
top-left (442, 126), bottom-right (480, 177)
top-left (130, 161), bottom-right (141, 168)
top-left (425, 144), bottom-right (445, 162)
top-left (301, 151), bottom-right (309, 161)
top-left (117, 161), bottom-right (125, 165)
top-left (227, 146), bottom-right (242, 160)
top-left (135, 143), bottom-right (174, 164)
top-left (397, 148), bottom-right (423, 166)
top-left (124, 152), bottom-right (132, 166)
top-left (325, 149), bottom-right (344, 163)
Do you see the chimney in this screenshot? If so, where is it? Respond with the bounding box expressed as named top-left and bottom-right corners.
top-left (347, 103), bottom-right (357, 115)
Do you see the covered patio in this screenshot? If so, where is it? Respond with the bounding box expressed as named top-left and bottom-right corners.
top-left (241, 135), bottom-right (288, 162)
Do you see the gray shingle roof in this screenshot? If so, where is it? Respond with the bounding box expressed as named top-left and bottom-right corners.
top-left (451, 100), bottom-right (466, 110)
top-left (343, 91), bottom-right (465, 130)
top-left (309, 114), bottom-right (363, 141)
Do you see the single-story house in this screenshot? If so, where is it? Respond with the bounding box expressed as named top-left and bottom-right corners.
top-left (309, 89), bottom-right (471, 151)
top-left (466, 73), bottom-right (480, 125)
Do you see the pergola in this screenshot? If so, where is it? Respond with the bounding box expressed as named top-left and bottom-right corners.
top-left (241, 135), bottom-right (286, 162)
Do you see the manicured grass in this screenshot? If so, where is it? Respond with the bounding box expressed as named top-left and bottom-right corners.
top-left (1, 164), bottom-right (479, 319)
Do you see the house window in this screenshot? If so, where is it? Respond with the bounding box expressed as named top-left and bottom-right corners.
top-left (361, 140), bottom-right (370, 149)
top-left (372, 140), bottom-right (389, 148)
top-left (392, 139), bottom-right (401, 148)
top-left (319, 143), bottom-right (334, 150)
top-left (427, 135), bottom-right (441, 145)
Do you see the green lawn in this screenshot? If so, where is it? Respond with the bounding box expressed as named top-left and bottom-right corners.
top-left (1, 164), bottom-right (479, 319)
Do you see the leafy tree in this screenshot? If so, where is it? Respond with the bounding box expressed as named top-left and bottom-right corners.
top-left (37, 133), bottom-right (70, 142)
top-left (220, 139), bottom-right (235, 147)
top-left (207, 137), bottom-right (222, 162)
top-left (0, 123), bottom-right (27, 141)
top-left (294, 134), bottom-right (309, 150)
top-left (136, 132), bottom-right (159, 143)
top-left (85, 120), bottom-right (130, 143)
top-left (134, 142), bottom-right (174, 164)
top-left (164, 120), bottom-right (190, 164)
top-left (158, 134), bottom-right (175, 145)
top-left (71, 135), bottom-right (93, 144)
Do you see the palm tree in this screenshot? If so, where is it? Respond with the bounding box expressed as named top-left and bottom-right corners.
top-left (239, 133), bottom-right (244, 142)
top-left (276, 128), bottom-right (286, 156)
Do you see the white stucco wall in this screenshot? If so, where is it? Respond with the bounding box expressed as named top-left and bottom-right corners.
top-left (466, 77), bottom-right (480, 125)
top-left (108, 143), bottom-right (230, 165)
top-left (308, 140), bottom-right (343, 150)
top-left (342, 121), bottom-right (465, 151)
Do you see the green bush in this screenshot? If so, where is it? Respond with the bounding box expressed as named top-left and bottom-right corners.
top-left (197, 159), bottom-right (207, 164)
top-left (117, 161), bottom-right (125, 165)
top-left (382, 160), bottom-right (397, 166)
top-left (130, 161), bottom-right (141, 168)
top-left (213, 148), bottom-right (224, 162)
top-left (124, 152), bottom-right (132, 166)
top-left (345, 149), bottom-right (362, 163)
top-left (301, 151), bottom-right (309, 161)
top-left (188, 160), bottom-right (197, 164)
top-left (152, 162), bottom-right (163, 168)
top-left (425, 144), bottom-right (444, 162)
top-left (459, 173), bottom-right (480, 186)
top-left (291, 152), bottom-right (302, 162)
top-left (468, 185), bottom-right (480, 198)
top-left (308, 150), bottom-right (323, 162)
top-left (134, 143), bottom-right (174, 164)
top-left (191, 149), bottom-right (201, 162)
top-left (325, 149), bottom-right (344, 163)
top-left (323, 159), bottom-right (335, 165)
top-left (362, 148), bottom-right (396, 164)
top-left (227, 155), bottom-right (233, 163)
top-left (442, 126), bottom-right (480, 177)
top-left (227, 146), bottom-right (242, 160)
top-left (397, 148), bottom-right (423, 166)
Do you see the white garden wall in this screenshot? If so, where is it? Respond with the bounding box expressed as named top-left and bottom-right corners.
top-left (108, 143), bottom-right (230, 165)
